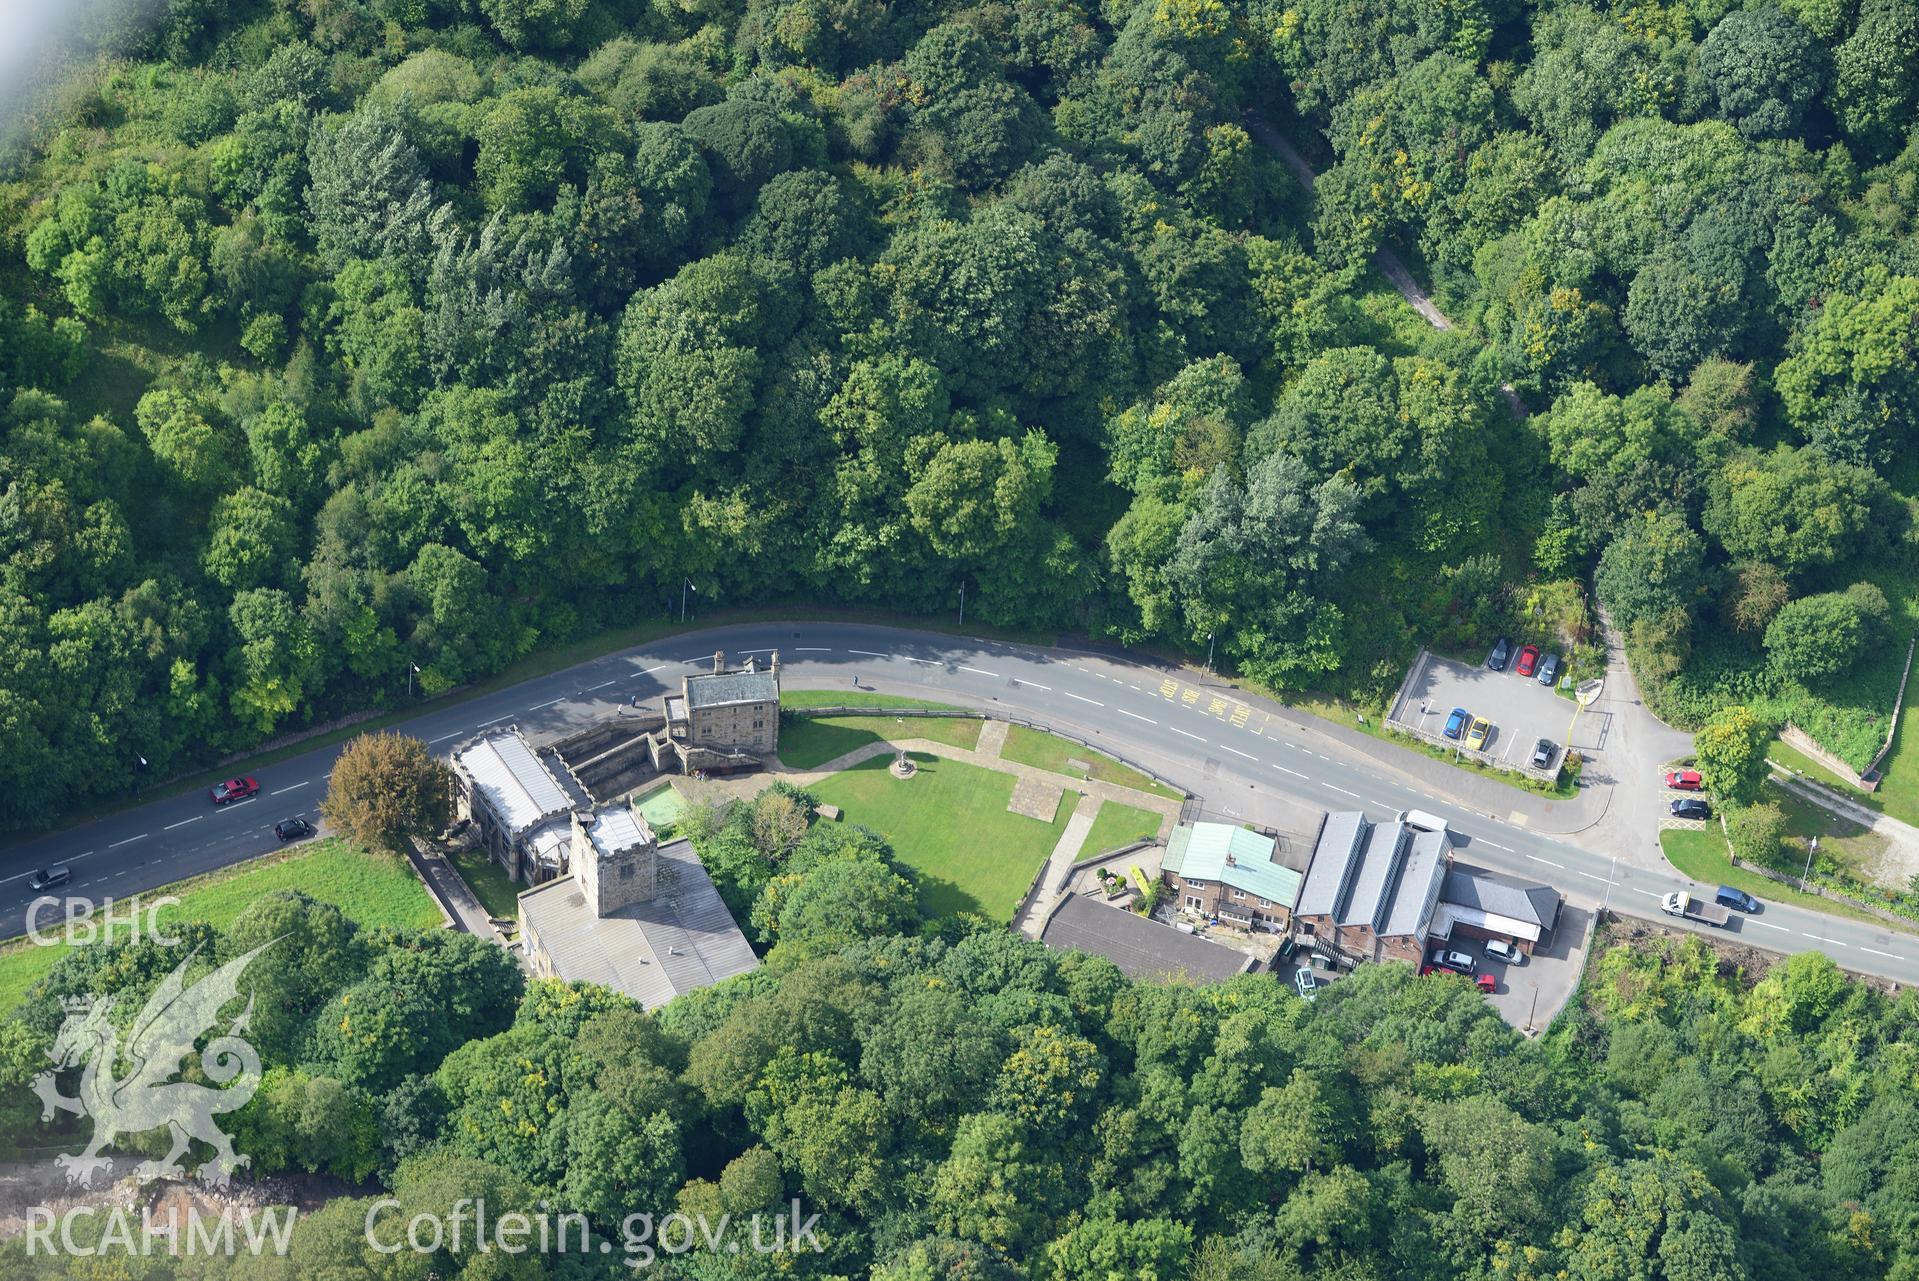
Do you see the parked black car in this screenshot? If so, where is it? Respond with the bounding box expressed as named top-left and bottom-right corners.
top-left (274, 817), bottom-right (316, 842)
top-left (1536, 652), bottom-right (1560, 686)
top-left (1531, 738), bottom-right (1556, 768)
top-left (1487, 637), bottom-right (1512, 671)
top-left (1670, 798), bottom-right (1713, 820)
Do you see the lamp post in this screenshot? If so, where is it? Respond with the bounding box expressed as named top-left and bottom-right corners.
top-left (958, 582), bottom-right (965, 628)
top-left (1205, 632), bottom-right (1216, 679)
top-left (135, 754), bottom-right (147, 797)
top-left (1802, 835), bottom-right (1818, 891)
top-left (681, 579), bottom-right (695, 624)
top-left (408, 662), bottom-right (420, 698)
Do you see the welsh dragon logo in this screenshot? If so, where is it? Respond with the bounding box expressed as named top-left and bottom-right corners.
top-left (32, 940), bottom-right (275, 1188)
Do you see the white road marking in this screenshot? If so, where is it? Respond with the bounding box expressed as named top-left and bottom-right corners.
top-left (1745, 919), bottom-right (1788, 931)
top-left (529, 696), bottom-right (565, 709)
top-left (588, 679), bottom-right (618, 690)
top-left (1801, 933), bottom-right (1842, 945)
top-left (276, 781), bottom-right (309, 792)
top-left (1577, 871), bottom-right (1610, 883)
top-left (1223, 746), bottom-right (1257, 761)
top-left (795, 647), bottom-right (832, 652)
top-left (1526, 855), bottom-right (1564, 869)
top-left (900, 655), bottom-right (940, 665)
top-left (218, 798), bottom-right (255, 811)
top-left (1171, 727), bottom-right (1207, 742)
top-left (961, 666), bottom-right (1001, 677)
top-left (848, 649), bottom-right (889, 657)
top-left (1479, 840), bottom-right (1513, 852)
top-left (637, 663), bottom-right (671, 673)
top-left (1021, 681), bottom-right (1052, 691)
top-left (430, 732), bottom-right (462, 744)
top-left (1632, 888), bottom-right (1661, 898)
top-left (1860, 946), bottom-right (1905, 960)
top-left (1064, 692), bottom-right (1103, 706)
top-left (1119, 708), bottom-right (1156, 724)
top-left (1275, 766), bottom-right (1308, 779)
top-left (479, 714), bottom-right (512, 727)
top-left (738, 648), bottom-right (776, 654)
top-left (109, 835), bottom-right (147, 848)
top-left (163, 817), bottom-right (203, 830)
top-left (1325, 785), bottom-right (1362, 799)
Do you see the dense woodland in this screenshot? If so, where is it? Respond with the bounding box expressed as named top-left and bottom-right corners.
top-left (7, 0), bottom-right (1919, 827)
top-left (4, 790), bottom-right (1919, 1281)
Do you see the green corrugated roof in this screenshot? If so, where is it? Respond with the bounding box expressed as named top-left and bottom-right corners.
top-left (1162, 823), bottom-right (1300, 907)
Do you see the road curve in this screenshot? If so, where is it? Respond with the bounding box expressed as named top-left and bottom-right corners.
top-left (4, 622), bottom-right (1913, 985)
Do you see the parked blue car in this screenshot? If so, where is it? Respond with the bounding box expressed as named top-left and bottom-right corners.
top-left (1443, 707), bottom-right (1470, 739)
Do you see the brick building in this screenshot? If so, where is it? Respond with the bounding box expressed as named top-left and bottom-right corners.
top-left (1159, 822), bottom-right (1305, 932)
top-left (1292, 811), bottom-right (1450, 965)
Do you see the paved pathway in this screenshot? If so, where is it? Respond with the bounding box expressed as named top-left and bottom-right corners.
top-left (404, 841), bottom-right (500, 938)
top-left (1020, 801), bottom-right (1102, 939)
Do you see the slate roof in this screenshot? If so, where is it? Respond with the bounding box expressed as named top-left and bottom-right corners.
top-left (1041, 894), bottom-right (1251, 984)
top-left (586, 807), bottom-right (651, 859)
top-left (1162, 823), bottom-right (1302, 908)
top-left (685, 669), bottom-right (779, 709)
top-left (1339, 820), bottom-right (1408, 928)
top-left (1382, 829), bottom-right (1449, 939)
top-left (1295, 810), bottom-right (1365, 917)
top-left (456, 731), bottom-right (571, 838)
top-left (518, 837), bottom-right (759, 1009)
top-left (1442, 867), bottom-right (1562, 932)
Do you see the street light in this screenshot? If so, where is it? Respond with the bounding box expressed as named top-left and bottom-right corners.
top-left (681, 579), bottom-right (695, 624)
top-left (1802, 835), bottom-right (1819, 890)
top-left (958, 582), bottom-right (965, 628)
top-left (1205, 632), bottom-right (1216, 679)
top-left (408, 662), bottom-right (421, 698)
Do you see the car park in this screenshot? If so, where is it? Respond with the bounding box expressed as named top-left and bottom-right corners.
top-left (1293, 969), bottom-right (1319, 1001)
top-left (1484, 939), bottom-right (1523, 964)
top-left (1431, 949), bottom-right (1475, 975)
top-left (1487, 637), bottom-right (1512, 671)
top-left (274, 817), bottom-right (316, 842)
top-left (1671, 797), bottom-right (1713, 820)
top-left (1716, 885), bottom-right (1761, 913)
top-left (1516, 644), bottom-right (1540, 677)
top-left (1443, 707), bottom-right (1470, 739)
top-left (1665, 769), bottom-right (1703, 790)
top-left (1465, 717), bottom-right (1492, 751)
top-left (210, 776), bottom-right (259, 805)
top-left (1536, 652), bottom-right (1560, 686)
top-left (27, 866), bottom-right (70, 892)
top-left (1530, 738), bottom-right (1555, 768)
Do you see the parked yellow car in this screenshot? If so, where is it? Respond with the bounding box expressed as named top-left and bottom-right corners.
top-left (1465, 717), bottom-right (1492, 751)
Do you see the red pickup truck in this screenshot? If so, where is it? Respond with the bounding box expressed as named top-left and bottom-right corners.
top-left (210, 776), bottom-right (260, 805)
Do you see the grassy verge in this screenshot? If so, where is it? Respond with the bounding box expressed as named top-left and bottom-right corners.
top-left (0, 840), bottom-right (439, 1013)
top-left (999, 725), bottom-right (1182, 798)
top-left (809, 753), bottom-right (1079, 920)
top-left (779, 714), bottom-right (983, 771)
top-left (1657, 828), bottom-right (1889, 927)
top-left (1078, 801), bottom-right (1167, 860)
top-left (1294, 690), bottom-right (1579, 799)
top-left (450, 847), bottom-right (522, 921)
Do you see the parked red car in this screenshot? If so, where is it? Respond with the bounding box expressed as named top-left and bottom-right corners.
top-left (1515, 644), bottom-right (1540, 677)
top-left (1475, 974), bottom-right (1498, 994)
top-left (210, 776), bottom-right (259, 805)
top-left (1665, 769), bottom-right (1703, 791)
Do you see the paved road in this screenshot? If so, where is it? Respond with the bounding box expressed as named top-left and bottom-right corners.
top-left (5, 623), bottom-right (1915, 984)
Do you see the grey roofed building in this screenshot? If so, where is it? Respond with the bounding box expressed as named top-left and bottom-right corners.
top-left (1041, 894), bottom-right (1252, 984)
top-left (1383, 829), bottom-right (1450, 939)
top-left (1339, 820), bottom-right (1408, 928)
top-left (685, 668), bottom-right (780, 708)
top-left (1442, 867), bottom-right (1562, 933)
top-left (1294, 810), bottom-right (1365, 918)
top-left (517, 836), bottom-right (759, 1009)
top-left (457, 731), bottom-right (572, 840)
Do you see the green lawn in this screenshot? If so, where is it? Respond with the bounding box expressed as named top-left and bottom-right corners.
top-left (0, 840), bottom-right (440, 1014)
top-left (1658, 828), bottom-right (1889, 926)
top-left (450, 846), bottom-right (522, 921)
top-left (998, 725), bottom-right (1182, 798)
top-left (809, 754), bottom-right (1080, 920)
top-left (1764, 781), bottom-right (1891, 885)
top-left (1078, 800), bottom-right (1167, 860)
top-left (780, 714), bottom-right (984, 770)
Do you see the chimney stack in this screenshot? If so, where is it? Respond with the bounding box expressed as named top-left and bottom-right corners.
top-left (713, 650), bottom-right (725, 674)
top-left (770, 650), bottom-right (780, 676)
